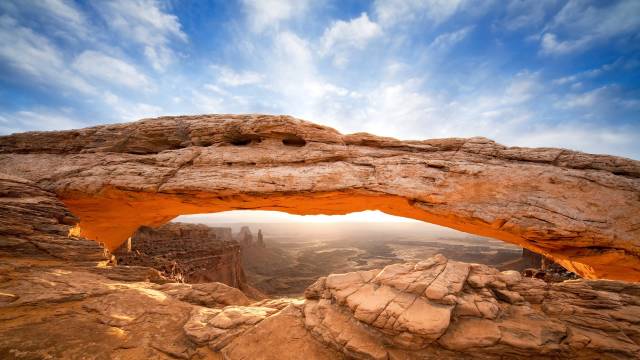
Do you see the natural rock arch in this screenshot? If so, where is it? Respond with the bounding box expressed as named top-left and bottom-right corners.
top-left (0, 114), bottom-right (639, 280)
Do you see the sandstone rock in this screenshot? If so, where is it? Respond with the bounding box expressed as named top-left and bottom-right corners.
top-left (1, 115), bottom-right (638, 280)
top-left (208, 306), bottom-right (277, 329)
top-left (235, 226), bottom-right (253, 247)
top-left (304, 299), bottom-right (388, 359)
top-left (183, 304), bottom-right (280, 351)
top-left (250, 297), bottom-right (305, 310)
top-left (438, 318), bottom-right (501, 350)
top-left (156, 282), bottom-right (250, 307)
top-left (493, 288), bottom-right (525, 304)
top-left (302, 254), bottom-right (640, 359)
top-left (424, 260), bottom-right (470, 300)
top-left (222, 305), bottom-right (344, 360)
top-left (395, 297), bottom-right (452, 341)
top-left (115, 222), bottom-right (245, 288)
top-left (0, 174), bottom-right (107, 263)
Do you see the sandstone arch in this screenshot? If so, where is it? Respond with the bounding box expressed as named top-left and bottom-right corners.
top-left (0, 114), bottom-right (639, 280)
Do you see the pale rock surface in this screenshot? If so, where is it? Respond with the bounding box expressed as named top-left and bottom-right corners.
top-left (156, 282), bottom-right (250, 308)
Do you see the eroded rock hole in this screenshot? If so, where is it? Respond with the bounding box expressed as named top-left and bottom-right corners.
top-left (282, 135), bottom-right (307, 147)
top-left (225, 134), bottom-right (262, 146)
top-left (224, 126), bottom-right (263, 146)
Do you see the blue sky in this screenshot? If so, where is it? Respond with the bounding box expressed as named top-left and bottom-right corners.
top-left (1, 0), bottom-right (639, 159)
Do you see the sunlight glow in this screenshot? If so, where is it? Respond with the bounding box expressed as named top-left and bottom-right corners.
top-left (174, 210), bottom-right (421, 223)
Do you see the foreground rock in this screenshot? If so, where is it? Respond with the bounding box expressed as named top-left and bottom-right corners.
top-left (0, 115), bottom-right (639, 280)
top-left (303, 255), bottom-right (640, 359)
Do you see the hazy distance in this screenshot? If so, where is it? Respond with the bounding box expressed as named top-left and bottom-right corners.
top-left (174, 210), bottom-right (518, 249)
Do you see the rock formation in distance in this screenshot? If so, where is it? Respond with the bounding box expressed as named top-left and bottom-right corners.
top-left (0, 114), bottom-right (639, 280)
top-left (114, 222), bottom-right (246, 287)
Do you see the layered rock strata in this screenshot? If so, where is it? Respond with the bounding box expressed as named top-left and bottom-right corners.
top-left (0, 115), bottom-right (638, 280)
top-left (0, 174), bottom-right (107, 263)
top-left (114, 222), bottom-right (246, 287)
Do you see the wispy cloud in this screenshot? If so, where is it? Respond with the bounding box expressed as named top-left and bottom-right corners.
top-left (0, 109), bottom-right (85, 134)
top-left (211, 65), bottom-right (264, 86)
top-left (1, 0), bottom-right (90, 40)
top-left (498, 0), bottom-right (558, 31)
top-left (319, 13), bottom-right (382, 67)
top-left (94, 0), bottom-right (187, 71)
top-left (241, 0), bottom-right (311, 33)
top-left (539, 0), bottom-right (640, 55)
top-left (0, 15), bottom-right (95, 94)
top-left (73, 50), bottom-right (151, 90)
top-left (374, 0), bottom-right (464, 27)
top-left (426, 26), bottom-right (474, 53)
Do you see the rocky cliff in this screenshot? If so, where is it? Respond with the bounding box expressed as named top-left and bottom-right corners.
top-left (114, 222), bottom-right (246, 288)
top-left (1, 175), bottom-right (639, 359)
top-left (0, 115), bottom-right (638, 280)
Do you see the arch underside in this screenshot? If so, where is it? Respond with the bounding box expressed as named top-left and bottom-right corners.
top-left (0, 114), bottom-right (638, 281)
top-left (63, 187), bottom-right (640, 282)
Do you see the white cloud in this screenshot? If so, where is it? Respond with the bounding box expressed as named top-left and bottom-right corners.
top-left (512, 123), bottom-right (640, 159)
top-left (188, 86), bottom-right (255, 115)
top-left (320, 13), bottom-right (382, 66)
top-left (1, 0), bottom-right (89, 40)
top-left (103, 91), bottom-right (163, 121)
top-left (211, 65), bottom-right (264, 86)
top-left (0, 109), bottom-right (85, 134)
top-left (503, 71), bottom-right (541, 104)
top-left (279, 70), bottom-right (546, 145)
top-left (265, 32), bottom-right (362, 119)
top-left (203, 84), bottom-right (230, 96)
top-left (95, 0), bottom-right (187, 70)
top-left (556, 86), bottom-right (608, 109)
top-left (355, 80), bottom-right (437, 136)
top-left (426, 26), bottom-right (473, 53)
top-left (0, 15), bottom-right (94, 94)
top-left (374, 0), bottom-right (465, 27)
top-left (499, 0), bottom-right (558, 31)
top-left (72, 50), bottom-right (150, 90)
top-left (552, 58), bottom-right (627, 85)
top-left (554, 85), bottom-right (639, 112)
top-left (241, 0), bottom-right (311, 33)
top-left (540, 0), bottom-right (640, 55)
top-left (539, 32), bottom-right (587, 55)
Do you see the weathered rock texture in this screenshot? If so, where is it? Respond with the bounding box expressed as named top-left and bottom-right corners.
top-left (114, 222), bottom-right (246, 287)
top-left (0, 114), bottom-right (639, 280)
top-left (2, 176), bottom-right (640, 359)
top-left (303, 254), bottom-right (640, 359)
top-left (0, 173), bottom-right (107, 264)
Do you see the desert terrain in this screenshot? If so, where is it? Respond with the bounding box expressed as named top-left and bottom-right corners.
top-left (181, 220), bottom-right (525, 296)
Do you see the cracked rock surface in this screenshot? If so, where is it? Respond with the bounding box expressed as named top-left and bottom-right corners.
top-left (1, 115), bottom-right (639, 280)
